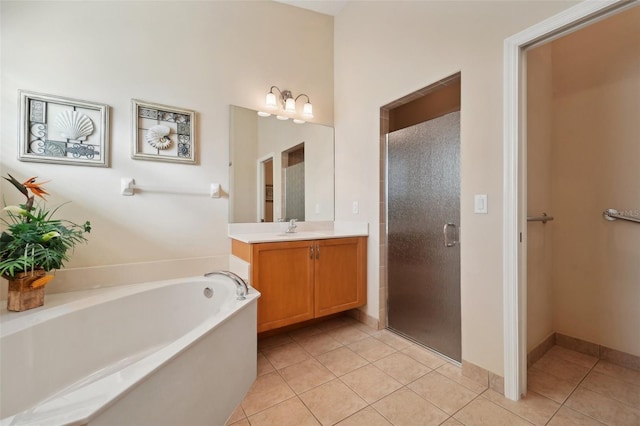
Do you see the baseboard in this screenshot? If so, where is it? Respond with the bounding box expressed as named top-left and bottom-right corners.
top-left (528, 332), bottom-right (640, 372)
top-left (556, 333), bottom-right (640, 372)
top-left (555, 333), bottom-right (599, 357)
top-left (599, 346), bottom-right (640, 371)
top-left (348, 307), bottom-right (381, 330)
top-left (527, 332), bottom-right (556, 369)
top-left (462, 360), bottom-right (504, 395)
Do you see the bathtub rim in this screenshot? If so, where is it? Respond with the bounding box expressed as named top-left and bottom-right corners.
top-left (1, 275), bottom-right (251, 338)
top-left (1, 275), bottom-right (259, 426)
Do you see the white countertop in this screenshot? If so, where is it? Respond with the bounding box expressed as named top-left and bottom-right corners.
top-left (228, 221), bottom-right (368, 244)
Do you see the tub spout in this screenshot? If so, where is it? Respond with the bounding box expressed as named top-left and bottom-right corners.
top-left (204, 270), bottom-right (249, 300)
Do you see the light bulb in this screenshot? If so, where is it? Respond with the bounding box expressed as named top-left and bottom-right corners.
top-left (257, 111), bottom-right (271, 117)
top-left (276, 115), bottom-right (289, 120)
top-left (303, 102), bottom-right (313, 118)
top-left (265, 92), bottom-right (277, 109)
top-left (285, 97), bottom-right (296, 113)
top-left (293, 119), bottom-right (305, 124)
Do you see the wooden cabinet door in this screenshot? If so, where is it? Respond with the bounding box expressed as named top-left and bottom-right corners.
top-left (314, 237), bottom-right (367, 318)
top-left (252, 240), bottom-right (314, 332)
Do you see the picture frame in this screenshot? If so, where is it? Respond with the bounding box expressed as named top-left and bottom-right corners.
top-left (18, 90), bottom-right (110, 167)
top-left (265, 184), bottom-right (274, 201)
top-left (131, 99), bottom-right (196, 164)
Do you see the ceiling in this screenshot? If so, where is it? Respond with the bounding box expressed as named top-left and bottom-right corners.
top-left (274, 0), bottom-right (348, 16)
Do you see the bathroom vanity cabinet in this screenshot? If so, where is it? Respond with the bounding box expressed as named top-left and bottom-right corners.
top-left (231, 236), bottom-right (367, 333)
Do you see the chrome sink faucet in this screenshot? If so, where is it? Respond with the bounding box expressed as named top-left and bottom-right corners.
top-left (286, 219), bottom-right (298, 233)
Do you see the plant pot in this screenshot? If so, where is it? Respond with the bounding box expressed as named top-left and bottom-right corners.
top-left (5, 270), bottom-right (47, 312)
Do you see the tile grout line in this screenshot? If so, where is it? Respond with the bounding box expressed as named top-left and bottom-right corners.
top-left (363, 360), bottom-right (482, 425)
top-left (557, 358), bottom-right (626, 425)
top-left (446, 391), bottom-right (489, 425)
top-left (329, 337), bottom-right (402, 424)
top-left (262, 323), bottom-right (400, 425)
top-left (579, 361), bottom-right (640, 411)
top-left (541, 393), bottom-right (566, 426)
top-left (335, 329), bottom-right (468, 424)
top-left (276, 341), bottom-right (327, 426)
top-left (526, 350), bottom-right (596, 426)
top-left (249, 331), bottom-right (636, 426)
top-left (259, 322), bottom-right (375, 425)
top-left (244, 341), bottom-right (307, 422)
top-left (253, 343), bottom-right (325, 425)
top-left (250, 320), bottom-right (514, 426)
top-left (477, 389), bottom-right (538, 426)
top-left (238, 324), bottom-right (326, 425)
top-left (536, 354), bottom-right (603, 426)
top-left (252, 331), bottom-right (438, 425)
top-left (307, 328), bottom-right (396, 425)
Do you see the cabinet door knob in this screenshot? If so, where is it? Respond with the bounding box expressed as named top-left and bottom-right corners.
top-left (310, 245), bottom-right (314, 259)
top-left (316, 244), bottom-right (320, 259)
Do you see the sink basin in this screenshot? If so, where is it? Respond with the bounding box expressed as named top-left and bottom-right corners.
top-left (275, 232), bottom-right (325, 238)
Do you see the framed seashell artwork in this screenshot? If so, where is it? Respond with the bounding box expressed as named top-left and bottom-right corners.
top-left (131, 99), bottom-right (196, 164)
top-left (18, 90), bottom-right (110, 167)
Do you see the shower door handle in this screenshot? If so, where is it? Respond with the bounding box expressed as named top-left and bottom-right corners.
top-left (443, 223), bottom-right (458, 247)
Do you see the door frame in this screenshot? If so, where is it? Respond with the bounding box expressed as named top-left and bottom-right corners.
top-left (502, 0), bottom-right (637, 400)
top-left (256, 153), bottom-right (275, 222)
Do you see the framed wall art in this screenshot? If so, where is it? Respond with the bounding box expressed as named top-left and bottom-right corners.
top-left (131, 99), bottom-right (196, 164)
top-left (18, 90), bottom-right (110, 167)
top-left (265, 184), bottom-right (274, 201)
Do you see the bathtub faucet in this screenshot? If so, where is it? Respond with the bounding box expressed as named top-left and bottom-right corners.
top-left (204, 270), bottom-right (249, 300)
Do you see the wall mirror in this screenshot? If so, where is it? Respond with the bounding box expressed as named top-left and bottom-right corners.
top-left (229, 105), bottom-right (335, 223)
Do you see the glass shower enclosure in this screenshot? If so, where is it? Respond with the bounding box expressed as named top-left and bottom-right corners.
top-left (386, 111), bottom-right (461, 362)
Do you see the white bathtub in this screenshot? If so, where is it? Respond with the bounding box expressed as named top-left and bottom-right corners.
top-left (0, 275), bottom-right (259, 426)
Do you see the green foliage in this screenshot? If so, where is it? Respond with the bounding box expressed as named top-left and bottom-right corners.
top-left (0, 176), bottom-right (91, 277)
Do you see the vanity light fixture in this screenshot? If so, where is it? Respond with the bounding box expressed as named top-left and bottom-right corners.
top-left (257, 86), bottom-right (313, 124)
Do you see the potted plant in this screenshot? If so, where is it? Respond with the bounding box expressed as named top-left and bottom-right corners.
top-left (1, 174), bottom-right (91, 311)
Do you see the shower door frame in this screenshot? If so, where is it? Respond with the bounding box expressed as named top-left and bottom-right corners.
top-left (386, 113), bottom-right (462, 363)
top-left (502, 0), bottom-right (636, 401)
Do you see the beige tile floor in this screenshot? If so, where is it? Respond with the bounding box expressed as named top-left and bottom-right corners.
top-left (226, 317), bottom-right (640, 426)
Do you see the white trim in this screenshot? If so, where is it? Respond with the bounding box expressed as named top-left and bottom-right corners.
top-left (256, 153), bottom-right (275, 222)
top-left (502, 0), bottom-right (635, 401)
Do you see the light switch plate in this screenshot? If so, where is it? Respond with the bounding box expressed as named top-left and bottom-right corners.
top-left (474, 194), bottom-right (488, 214)
top-left (210, 183), bottom-right (221, 198)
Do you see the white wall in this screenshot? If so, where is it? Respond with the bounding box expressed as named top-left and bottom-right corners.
top-left (1, 1), bottom-right (333, 292)
top-left (526, 43), bottom-right (555, 352)
top-left (550, 7), bottom-right (640, 357)
top-left (527, 8), bottom-right (640, 355)
top-left (334, 0), bottom-right (577, 375)
top-left (526, 6), bottom-right (640, 359)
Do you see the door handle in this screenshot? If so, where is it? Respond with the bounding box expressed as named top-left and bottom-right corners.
top-left (310, 245), bottom-right (314, 259)
top-left (443, 223), bottom-right (458, 247)
top-left (316, 244), bottom-right (320, 260)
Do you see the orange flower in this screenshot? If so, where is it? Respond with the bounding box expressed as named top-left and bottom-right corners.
top-left (31, 274), bottom-right (54, 288)
top-left (22, 177), bottom-right (50, 200)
